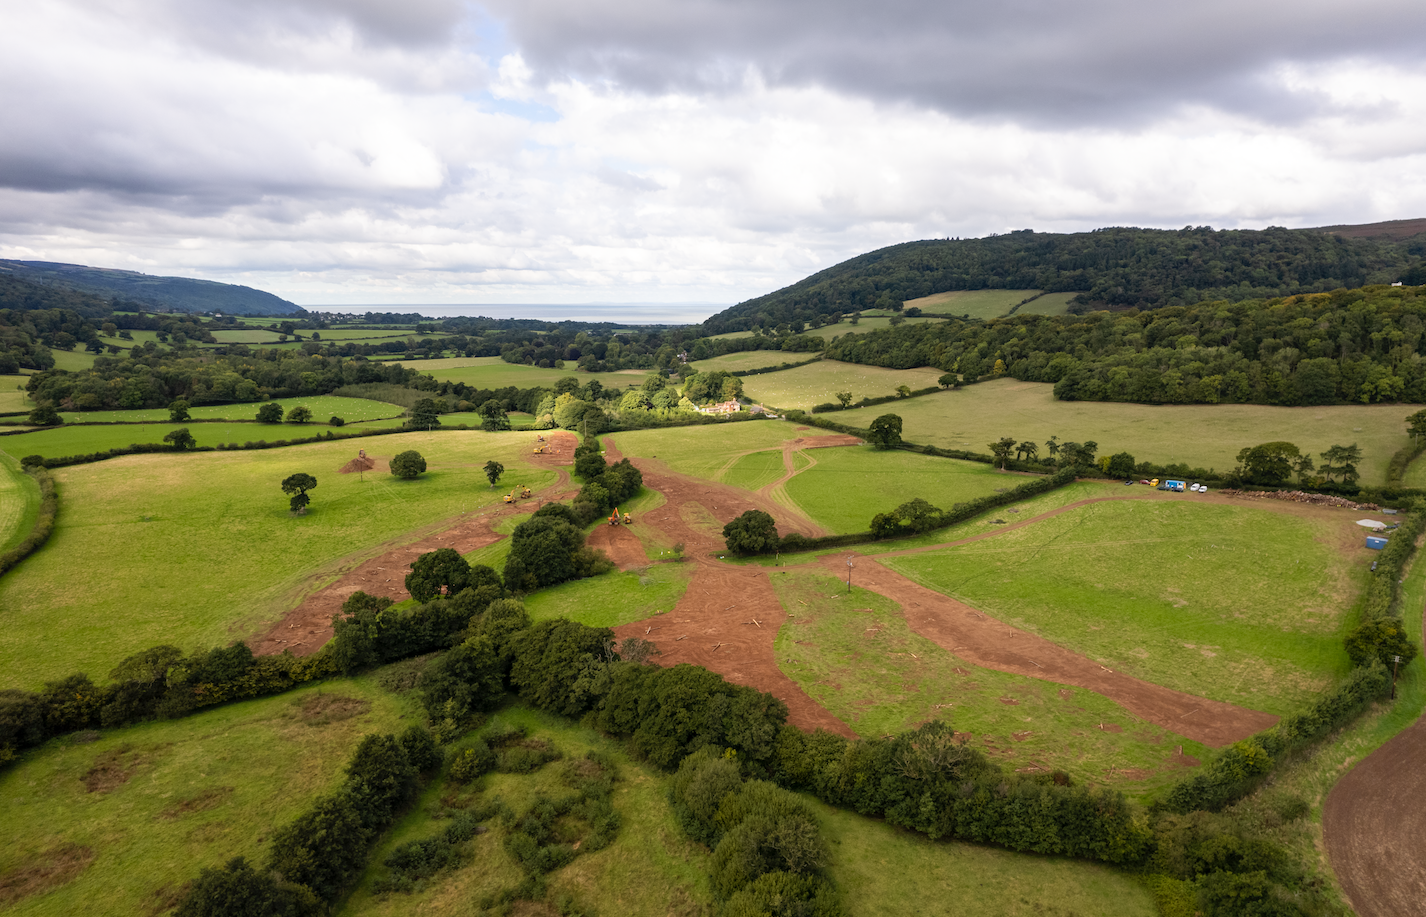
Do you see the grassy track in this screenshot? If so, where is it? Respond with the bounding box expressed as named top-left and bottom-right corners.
top-left (0, 431), bottom-right (556, 688)
top-left (740, 360), bottom-right (947, 410)
top-left (772, 572), bottom-right (1210, 795)
top-left (690, 351), bottom-right (820, 373)
top-left (836, 377), bottom-right (1417, 485)
top-left (0, 450), bottom-right (41, 552)
top-left (524, 563), bottom-right (694, 629)
top-left (782, 448), bottom-right (1009, 534)
top-left (882, 499), bottom-right (1363, 714)
top-left (822, 803), bottom-right (1155, 917)
top-left (612, 421), bottom-right (843, 482)
top-left (0, 676), bottom-right (420, 917)
top-left (53, 395), bottom-right (405, 425)
top-left (390, 356), bottom-right (649, 391)
top-left (723, 449), bottom-right (789, 492)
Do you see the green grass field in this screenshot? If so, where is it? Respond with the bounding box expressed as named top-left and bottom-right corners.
top-left (0, 431), bottom-right (557, 688)
top-left (1, 374), bottom-right (30, 413)
top-left (722, 449), bottom-right (792, 492)
top-left (821, 803), bottom-right (1155, 917)
top-left (882, 498), bottom-right (1364, 714)
top-left (525, 562), bottom-right (694, 629)
top-left (610, 421), bottom-right (845, 482)
top-left (802, 316), bottom-right (944, 340)
top-left (740, 360), bottom-right (947, 411)
top-left (0, 418), bottom-right (394, 459)
top-left (771, 572), bottom-right (1210, 797)
top-left (690, 351), bottom-right (821, 374)
top-left (0, 675), bottom-right (420, 917)
top-left (391, 356), bottom-right (649, 392)
top-left (903, 289), bottom-right (1039, 318)
top-left (47, 350), bottom-right (96, 372)
top-left (783, 448), bottom-right (1011, 534)
top-left (0, 451), bottom-right (41, 553)
top-left (836, 377), bottom-right (1418, 485)
top-left (54, 396), bottom-right (405, 425)
top-left (1017, 294), bottom-right (1079, 316)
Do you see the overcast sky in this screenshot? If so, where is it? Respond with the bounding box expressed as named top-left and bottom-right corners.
top-left (2, 0), bottom-right (1425, 310)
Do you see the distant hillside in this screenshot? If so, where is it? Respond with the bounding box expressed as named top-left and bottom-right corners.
top-left (0, 260), bottom-right (303, 316)
top-left (704, 223), bottom-right (1426, 333)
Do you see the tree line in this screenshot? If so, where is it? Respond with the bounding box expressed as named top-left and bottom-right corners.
top-left (825, 284), bottom-right (1426, 406)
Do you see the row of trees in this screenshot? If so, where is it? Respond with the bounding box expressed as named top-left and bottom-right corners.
top-left (1235, 442), bottom-right (1363, 486)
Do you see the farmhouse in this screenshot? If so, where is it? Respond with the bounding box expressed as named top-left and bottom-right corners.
top-left (697, 399), bottom-right (742, 415)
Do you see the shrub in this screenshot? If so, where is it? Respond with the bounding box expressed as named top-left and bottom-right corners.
top-left (449, 740), bottom-right (496, 783)
top-left (723, 510), bottom-right (780, 555)
top-left (329, 415), bottom-right (345, 426)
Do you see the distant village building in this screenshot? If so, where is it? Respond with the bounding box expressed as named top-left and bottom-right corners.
top-left (697, 399), bottom-right (742, 415)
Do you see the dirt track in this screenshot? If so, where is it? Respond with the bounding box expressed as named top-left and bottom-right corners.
top-left (1322, 590), bottom-right (1426, 917)
top-left (249, 433), bottom-right (578, 655)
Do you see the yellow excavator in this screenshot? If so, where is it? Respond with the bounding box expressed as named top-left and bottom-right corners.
top-left (520, 486), bottom-right (532, 499)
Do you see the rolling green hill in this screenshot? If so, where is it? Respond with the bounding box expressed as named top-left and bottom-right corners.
top-left (0, 260), bottom-right (301, 316)
top-left (704, 223), bottom-right (1426, 333)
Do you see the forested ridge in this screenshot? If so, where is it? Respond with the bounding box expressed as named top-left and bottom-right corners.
top-left (0, 259), bottom-right (302, 316)
top-left (704, 225), bottom-right (1426, 333)
top-left (826, 284), bottom-right (1426, 406)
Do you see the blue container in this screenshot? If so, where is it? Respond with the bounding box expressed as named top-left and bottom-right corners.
top-left (1366, 536), bottom-right (1389, 550)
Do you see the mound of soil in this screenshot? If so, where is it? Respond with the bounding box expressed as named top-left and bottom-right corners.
top-left (339, 455), bottom-right (376, 474)
top-left (0, 844), bottom-right (95, 906)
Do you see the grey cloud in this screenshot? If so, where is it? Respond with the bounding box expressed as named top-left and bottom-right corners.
top-left (484, 0), bottom-right (1426, 125)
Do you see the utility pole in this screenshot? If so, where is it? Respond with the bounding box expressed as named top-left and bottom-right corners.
top-left (846, 555), bottom-right (854, 593)
top-left (1392, 654), bottom-right (1402, 700)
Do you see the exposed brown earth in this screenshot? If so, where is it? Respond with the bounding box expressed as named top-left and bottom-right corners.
top-left (1323, 590), bottom-right (1426, 917)
top-left (0, 844), bottom-right (96, 906)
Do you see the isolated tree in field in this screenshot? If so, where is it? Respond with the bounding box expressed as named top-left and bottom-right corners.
top-left (988, 437), bottom-right (1016, 469)
top-left (937, 373), bottom-right (956, 389)
top-left (390, 450), bottom-right (427, 479)
top-left (406, 548), bottom-right (472, 602)
top-left (408, 398), bottom-right (443, 430)
top-left (1016, 441), bottom-right (1039, 462)
top-left (895, 384), bottom-right (912, 398)
top-left (286, 406), bottom-right (312, 424)
top-left (723, 509), bottom-right (780, 555)
top-left (867, 413), bottom-right (903, 449)
top-left (835, 391), bottom-right (852, 408)
top-left (484, 460), bottom-right (505, 488)
top-left (168, 399), bottom-right (191, 422)
top-left (1319, 443), bottom-right (1363, 483)
top-left (256, 402), bottom-right (284, 423)
top-left (28, 404), bottom-right (62, 426)
top-left (479, 399), bottom-right (511, 432)
top-left (281, 473), bottom-right (317, 513)
top-left (1235, 442), bottom-right (1300, 485)
top-left (163, 427), bottom-right (196, 450)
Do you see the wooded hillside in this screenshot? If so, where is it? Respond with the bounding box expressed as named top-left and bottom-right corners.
top-left (704, 225), bottom-right (1426, 333)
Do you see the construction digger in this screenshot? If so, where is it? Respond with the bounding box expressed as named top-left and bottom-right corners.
top-left (608, 507), bottom-right (632, 525)
top-left (520, 485), bottom-right (532, 499)
top-left (503, 491), bottom-right (515, 504)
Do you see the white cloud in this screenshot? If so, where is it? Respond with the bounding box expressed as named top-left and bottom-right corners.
top-left (0, 0), bottom-right (1424, 312)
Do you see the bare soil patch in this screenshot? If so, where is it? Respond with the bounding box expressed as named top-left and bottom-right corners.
top-left (82, 746), bottom-right (144, 792)
top-left (585, 522), bottom-right (648, 570)
top-left (1324, 705), bottom-right (1426, 917)
top-left (0, 843), bottom-right (96, 906)
top-left (159, 786), bottom-right (234, 820)
top-left (338, 455), bottom-right (376, 474)
top-left (297, 693), bottom-right (371, 725)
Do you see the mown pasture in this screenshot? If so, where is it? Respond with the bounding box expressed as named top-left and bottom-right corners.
top-left (740, 360), bottom-right (947, 410)
top-left (524, 563), bottom-right (694, 629)
top-left (902, 289), bottom-right (1035, 318)
top-left (0, 415), bottom-right (405, 459)
top-left (610, 420), bottom-right (845, 482)
top-left (390, 356), bottom-right (649, 391)
top-left (689, 350), bottom-right (820, 374)
top-left (801, 315), bottom-right (945, 339)
top-left (882, 498), bottom-right (1364, 715)
top-left (0, 431), bottom-right (556, 688)
top-left (51, 395), bottom-right (405, 425)
top-left (772, 574), bottom-right (1209, 796)
top-left (836, 377), bottom-right (1417, 484)
top-left (0, 677), bottom-right (419, 917)
top-left (1, 374), bottom-right (29, 412)
top-left (781, 447), bottom-right (1010, 534)
top-left (0, 451), bottom-right (40, 552)
top-left (46, 350), bottom-right (96, 372)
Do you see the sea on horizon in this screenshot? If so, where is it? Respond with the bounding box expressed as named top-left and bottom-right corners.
top-left (299, 303), bottom-right (724, 325)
